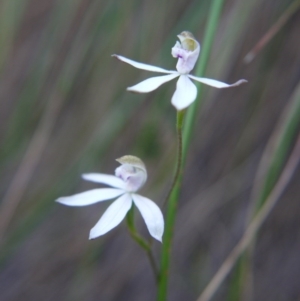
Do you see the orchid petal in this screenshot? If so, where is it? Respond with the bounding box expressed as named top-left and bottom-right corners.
top-left (188, 75), bottom-right (247, 88)
top-left (127, 73), bottom-right (179, 93)
top-left (82, 173), bottom-right (126, 189)
top-left (112, 54), bottom-right (175, 74)
top-left (56, 188), bottom-right (124, 207)
top-left (171, 75), bottom-right (197, 110)
top-left (89, 193), bottom-right (132, 239)
top-left (132, 194), bottom-right (164, 242)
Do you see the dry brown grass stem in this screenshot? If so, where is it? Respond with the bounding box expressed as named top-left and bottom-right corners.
top-left (244, 0), bottom-right (300, 63)
top-left (0, 93), bottom-right (63, 245)
top-left (196, 133), bottom-right (300, 301)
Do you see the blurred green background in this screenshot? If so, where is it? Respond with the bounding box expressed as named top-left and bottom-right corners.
top-left (1, 0), bottom-right (300, 300)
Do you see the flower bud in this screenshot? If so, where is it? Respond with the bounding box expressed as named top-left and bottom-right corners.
top-left (171, 31), bottom-right (200, 74)
top-left (115, 155), bottom-right (147, 192)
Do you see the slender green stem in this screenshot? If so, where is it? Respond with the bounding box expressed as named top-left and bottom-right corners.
top-left (126, 206), bottom-right (159, 280)
top-left (157, 110), bottom-right (185, 301)
top-left (157, 1), bottom-right (225, 300)
top-left (163, 110), bottom-right (186, 207)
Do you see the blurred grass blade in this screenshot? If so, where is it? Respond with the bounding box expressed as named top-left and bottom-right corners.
top-left (0, 0), bottom-right (82, 164)
top-left (252, 81), bottom-right (300, 213)
top-left (195, 130), bottom-right (300, 301)
top-left (0, 0), bottom-right (28, 71)
top-left (0, 91), bottom-right (64, 244)
top-left (229, 78), bottom-right (300, 301)
top-left (183, 0), bottom-right (225, 162)
top-left (244, 0), bottom-right (300, 63)
top-left (196, 80), bottom-right (300, 301)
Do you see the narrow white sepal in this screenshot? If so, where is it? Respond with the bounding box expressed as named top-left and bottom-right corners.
top-left (132, 194), bottom-right (164, 242)
top-left (127, 73), bottom-right (179, 93)
top-left (82, 173), bottom-right (126, 189)
top-left (188, 75), bottom-right (248, 89)
top-left (56, 188), bottom-right (124, 207)
top-left (171, 75), bottom-right (197, 110)
top-left (112, 54), bottom-right (175, 74)
top-left (89, 193), bottom-right (132, 239)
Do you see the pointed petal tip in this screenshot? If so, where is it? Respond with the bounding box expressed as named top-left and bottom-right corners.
top-left (89, 227), bottom-right (102, 240)
top-left (150, 232), bottom-right (163, 243)
top-left (224, 79), bottom-right (248, 88)
top-left (55, 197), bottom-right (77, 206)
top-left (126, 87), bottom-right (139, 93)
top-left (55, 197), bottom-right (67, 205)
top-left (112, 54), bottom-right (124, 62)
top-left (156, 236), bottom-right (163, 243)
top-left (217, 78), bottom-right (248, 89)
top-left (55, 198), bottom-right (69, 205)
top-left (126, 86), bottom-right (147, 94)
top-left (236, 79), bottom-right (248, 85)
top-left (89, 231), bottom-right (96, 240)
top-left (126, 87), bottom-right (143, 94)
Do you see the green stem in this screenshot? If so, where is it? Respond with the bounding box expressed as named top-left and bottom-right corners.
top-left (126, 206), bottom-right (159, 280)
top-left (163, 110), bottom-right (185, 207)
top-left (157, 110), bottom-right (185, 300)
top-left (157, 1), bottom-right (225, 300)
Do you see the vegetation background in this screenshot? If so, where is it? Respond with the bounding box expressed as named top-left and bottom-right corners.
top-left (0, 0), bottom-right (300, 300)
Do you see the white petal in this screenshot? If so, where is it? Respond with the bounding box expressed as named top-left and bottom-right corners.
top-left (127, 73), bottom-right (179, 93)
top-left (112, 54), bottom-right (175, 74)
top-left (171, 75), bottom-right (197, 110)
top-left (89, 193), bottom-right (132, 239)
top-left (188, 74), bottom-right (247, 88)
top-left (132, 194), bottom-right (164, 242)
top-left (82, 173), bottom-right (126, 189)
top-left (56, 188), bottom-right (124, 206)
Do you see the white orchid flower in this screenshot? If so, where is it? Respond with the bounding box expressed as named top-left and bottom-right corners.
top-left (113, 31), bottom-right (247, 111)
top-left (56, 156), bottom-right (164, 242)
